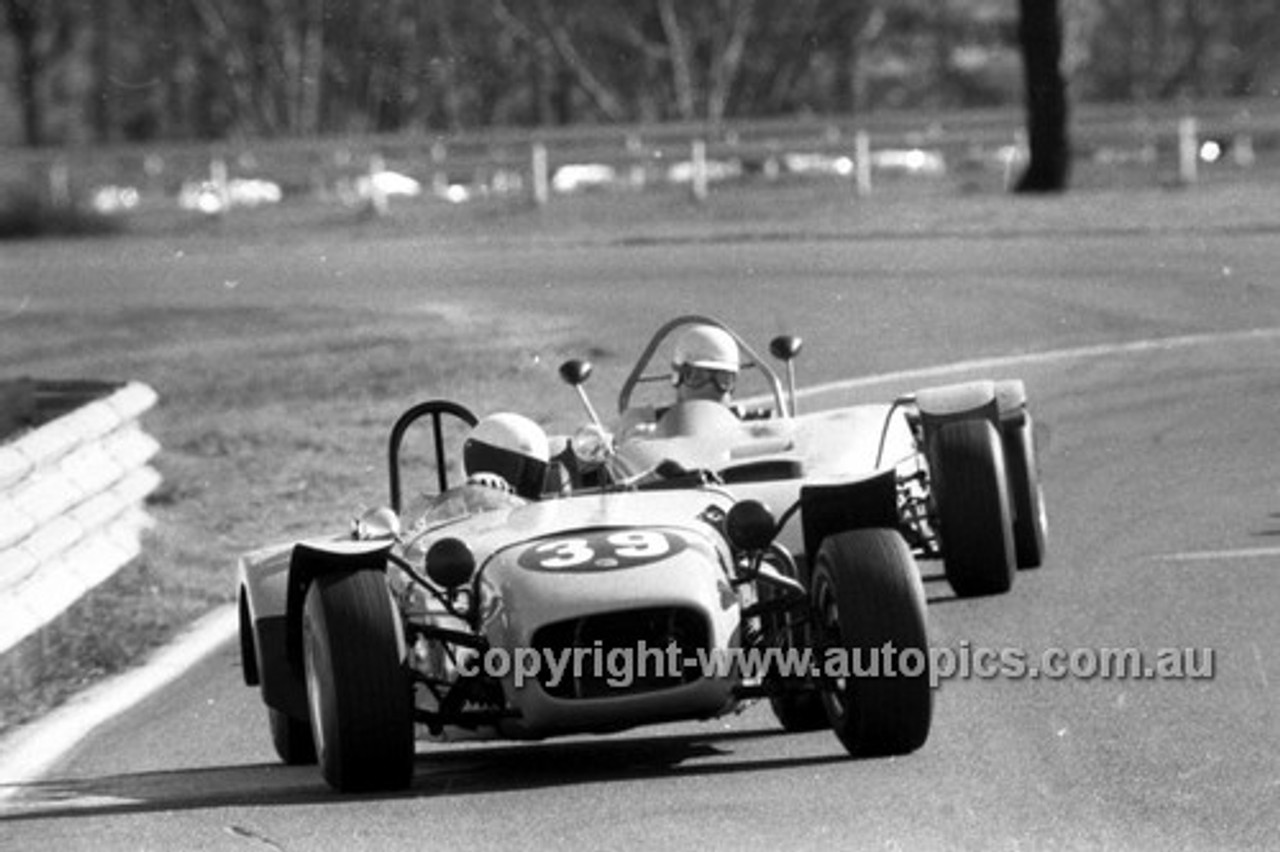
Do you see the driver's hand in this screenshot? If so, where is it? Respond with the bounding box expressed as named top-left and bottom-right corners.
top-left (572, 422), bottom-right (615, 465)
top-left (467, 472), bottom-right (514, 493)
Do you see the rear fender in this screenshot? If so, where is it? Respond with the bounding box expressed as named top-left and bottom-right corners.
top-left (915, 380), bottom-right (998, 427)
top-left (915, 378), bottom-right (1026, 420)
top-left (917, 380), bottom-right (1019, 455)
top-left (993, 379), bottom-right (1026, 416)
top-left (994, 379), bottom-right (1029, 430)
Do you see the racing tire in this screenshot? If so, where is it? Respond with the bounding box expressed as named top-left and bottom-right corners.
top-left (268, 707), bottom-right (317, 765)
top-left (771, 691), bottom-right (828, 732)
top-left (811, 529), bottom-right (932, 757)
top-left (932, 418), bottom-right (1016, 597)
top-left (303, 570), bottom-right (414, 793)
top-left (1003, 414), bottom-right (1047, 570)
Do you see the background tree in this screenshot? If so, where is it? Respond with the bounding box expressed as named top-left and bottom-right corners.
top-left (2, 0), bottom-right (79, 146)
top-left (0, 0), bottom-right (1276, 147)
top-left (1014, 0), bottom-right (1070, 192)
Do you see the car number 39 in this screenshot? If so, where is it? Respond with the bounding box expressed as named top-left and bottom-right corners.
top-left (520, 531), bottom-right (686, 571)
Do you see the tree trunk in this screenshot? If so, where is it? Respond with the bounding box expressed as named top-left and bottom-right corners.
top-left (3, 0), bottom-right (43, 146)
top-left (706, 0), bottom-right (755, 123)
top-left (657, 0), bottom-right (697, 120)
top-left (1015, 0), bottom-right (1070, 193)
top-left (90, 0), bottom-right (113, 143)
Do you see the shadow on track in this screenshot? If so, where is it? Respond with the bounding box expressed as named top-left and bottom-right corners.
top-left (0, 726), bottom-right (857, 821)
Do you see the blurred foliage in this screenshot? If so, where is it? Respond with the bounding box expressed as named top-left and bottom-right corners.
top-left (1, 0), bottom-right (1275, 147)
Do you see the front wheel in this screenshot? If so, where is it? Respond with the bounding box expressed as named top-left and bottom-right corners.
top-left (268, 707), bottom-right (316, 765)
top-left (770, 689), bottom-right (829, 733)
top-left (303, 570), bottom-right (414, 793)
top-left (811, 529), bottom-right (932, 757)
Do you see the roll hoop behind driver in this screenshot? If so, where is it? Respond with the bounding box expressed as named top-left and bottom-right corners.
top-left (413, 412), bottom-right (552, 525)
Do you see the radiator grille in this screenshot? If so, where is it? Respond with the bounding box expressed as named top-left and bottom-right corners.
top-left (531, 606), bottom-right (709, 699)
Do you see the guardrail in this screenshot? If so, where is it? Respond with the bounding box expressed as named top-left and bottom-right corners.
top-left (0, 381), bottom-right (161, 656)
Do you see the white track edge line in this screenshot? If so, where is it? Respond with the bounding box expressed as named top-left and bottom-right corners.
top-left (797, 326), bottom-right (1280, 397)
top-left (1153, 546), bottom-right (1280, 562)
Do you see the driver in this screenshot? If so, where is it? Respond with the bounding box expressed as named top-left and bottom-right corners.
top-left (462, 412), bottom-right (550, 499)
top-left (671, 324), bottom-right (739, 406)
top-left (615, 323), bottom-right (743, 443)
top-left (405, 412), bottom-right (555, 530)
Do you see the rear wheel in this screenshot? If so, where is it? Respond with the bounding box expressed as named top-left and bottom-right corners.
top-left (303, 570), bottom-right (414, 792)
top-left (932, 418), bottom-right (1016, 597)
top-left (1003, 413), bottom-right (1047, 569)
top-left (811, 529), bottom-right (931, 757)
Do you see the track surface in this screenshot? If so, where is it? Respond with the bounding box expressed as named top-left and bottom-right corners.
top-left (2, 229), bottom-right (1279, 850)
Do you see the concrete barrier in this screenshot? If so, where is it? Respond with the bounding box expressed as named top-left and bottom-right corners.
top-left (0, 381), bottom-right (160, 656)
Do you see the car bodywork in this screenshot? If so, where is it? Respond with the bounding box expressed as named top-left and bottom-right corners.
top-left (237, 315), bottom-right (1045, 792)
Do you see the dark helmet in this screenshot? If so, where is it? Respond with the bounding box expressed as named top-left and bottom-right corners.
top-left (463, 412), bottom-right (550, 500)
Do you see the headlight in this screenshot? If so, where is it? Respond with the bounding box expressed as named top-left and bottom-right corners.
top-left (724, 499), bottom-right (777, 552)
top-left (425, 537), bottom-right (476, 589)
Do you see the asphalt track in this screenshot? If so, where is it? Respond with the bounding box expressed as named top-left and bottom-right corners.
top-left (1, 230), bottom-right (1278, 850)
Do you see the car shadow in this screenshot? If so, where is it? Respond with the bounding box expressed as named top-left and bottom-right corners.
top-left (0, 727), bottom-right (856, 821)
top-left (919, 561), bottom-right (1044, 606)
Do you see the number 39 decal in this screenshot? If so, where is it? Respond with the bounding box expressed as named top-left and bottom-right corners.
top-left (518, 530), bottom-right (686, 572)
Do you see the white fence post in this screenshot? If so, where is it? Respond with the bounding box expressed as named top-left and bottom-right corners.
top-left (1233, 131), bottom-right (1256, 168)
top-left (531, 142), bottom-right (550, 207)
top-left (690, 138), bottom-right (709, 203)
top-left (430, 140), bottom-right (449, 199)
top-left (1004, 127), bottom-right (1029, 190)
top-left (853, 130), bottom-right (872, 196)
top-left (209, 157), bottom-right (231, 215)
top-left (1177, 115), bottom-right (1199, 185)
top-left (48, 159), bottom-right (71, 209)
top-left (366, 152), bottom-right (389, 216)
top-left (626, 133), bottom-right (646, 189)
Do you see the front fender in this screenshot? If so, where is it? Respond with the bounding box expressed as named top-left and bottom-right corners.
top-left (238, 537), bottom-right (394, 720)
top-left (283, 539), bottom-right (395, 673)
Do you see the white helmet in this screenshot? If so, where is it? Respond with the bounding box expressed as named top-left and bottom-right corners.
top-left (463, 412), bottom-right (550, 499)
top-left (672, 324), bottom-right (739, 373)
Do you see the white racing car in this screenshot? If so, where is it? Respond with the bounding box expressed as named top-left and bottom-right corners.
top-left (236, 315), bottom-right (1045, 792)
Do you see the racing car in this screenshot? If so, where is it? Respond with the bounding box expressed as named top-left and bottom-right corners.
top-left (567, 315), bottom-right (1047, 596)
top-left (236, 315), bottom-right (1044, 793)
